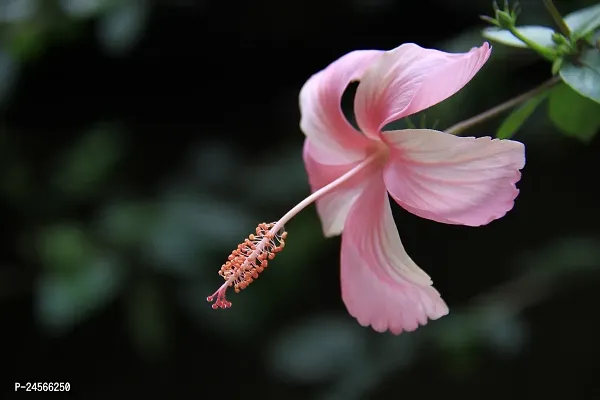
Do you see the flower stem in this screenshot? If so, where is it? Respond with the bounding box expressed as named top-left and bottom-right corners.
top-left (445, 75), bottom-right (561, 136)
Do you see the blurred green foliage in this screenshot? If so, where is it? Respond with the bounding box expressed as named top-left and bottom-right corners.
top-left (2, 0), bottom-right (600, 399)
top-left (0, 0), bottom-right (148, 59)
top-left (36, 252), bottom-right (124, 333)
top-left (53, 123), bottom-right (126, 199)
top-left (548, 82), bottom-right (600, 142)
top-left (497, 91), bottom-right (549, 139)
top-left (482, 1), bottom-right (600, 142)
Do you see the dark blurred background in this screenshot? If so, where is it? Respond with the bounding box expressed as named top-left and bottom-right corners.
top-left (2, 0), bottom-right (600, 398)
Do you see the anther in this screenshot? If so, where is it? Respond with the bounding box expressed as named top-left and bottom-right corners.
top-left (207, 222), bottom-right (288, 310)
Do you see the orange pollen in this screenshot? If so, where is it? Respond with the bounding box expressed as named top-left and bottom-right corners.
top-left (206, 222), bottom-right (287, 310)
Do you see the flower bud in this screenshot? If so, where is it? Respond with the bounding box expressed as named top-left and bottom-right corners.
top-left (496, 10), bottom-right (515, 29)
top-left (551, 32), bottom-right (569, 46)
top-left (551, 57), bottom-right (563, 75)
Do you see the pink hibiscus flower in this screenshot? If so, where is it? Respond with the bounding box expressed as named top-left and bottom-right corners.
top-left (208, 42), bottom-right (525, 336)
top-left (300, 42), bottom-right (525, 334)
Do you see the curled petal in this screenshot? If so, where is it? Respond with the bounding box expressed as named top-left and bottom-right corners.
top-left (303, 140), bottom-right (377, 237)
top-left (383, 129), bottom-right (525, 227)
top-left (299, 50), bottom-right (383, 164)
top-left (341, 176), bottom-right (448, 334)
top-left (354, 43), bottom-right (491, 137)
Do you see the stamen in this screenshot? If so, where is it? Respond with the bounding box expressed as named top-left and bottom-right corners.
top-left (207, 151), bottom-right (381, 311)
top-left (206, 222), bottom-right (287, 309)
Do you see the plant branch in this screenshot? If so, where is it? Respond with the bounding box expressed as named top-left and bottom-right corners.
top-left (543, 0), bottom-right (571, 37)
top-left (445, 75), bottom-right (561, 136)
top-left (507, 26), bottom-right (558, 60)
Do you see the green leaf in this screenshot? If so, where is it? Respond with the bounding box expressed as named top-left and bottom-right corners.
top-left (482, 26), bottom-right (556, 48)
top-left (147, 197), bottom-right (253, 272)
top-left (53, 122), bottom-right (125, 200)
top-left (97, 200), bottom-right (160, 248)
top-left (559, 48), bottom-right (600, 104)
top-left (126, 280), bottom-right (168, 357)
top-left (96, 0), bottom-right (148, 56)
top-left (58, 0), bottom-right (110, 18)
top-left (6, 22), bottom-right (47, 62)
top-left (496, 91), bottom-right (549, 139)
top-left (548, 83), bottom-right (600, 142)
top-left (478, 305), bottom-right (527, 357)
top-left (564, 2), bottom-right (600, 37)
top-left (0, 0), bottom-right (37, 23)
top-left (419, 113), bottom-right (428, 129)
top-left (0, 50), bottom-right (18, 105)
top-left (521, 236), bottom-right (600, 277)
top-left (267, 315), bottom-right (366, 384)
top-left (37, 224), bottom-right (94, 275)
top-left (36, 256), bottom-right (125, 334)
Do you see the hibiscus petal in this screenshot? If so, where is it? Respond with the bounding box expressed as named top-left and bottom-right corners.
top-left (341, 175), bottom-right (448, 334)
top-left (354, 43), bottom-right (491, 137)
top-left (382, 129), bottom-right (525, 227)
top-left (299, 49), bottom-right (383, 164)
top-left (303, 140), bottom-right (377, 237)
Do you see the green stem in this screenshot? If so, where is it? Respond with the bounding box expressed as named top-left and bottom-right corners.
top-left (445, 76), bottom-right (561, 136)
top-left (508, 25), bottom-right (557, 61)
top-left (543, 0), bottom-right (571, 37)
